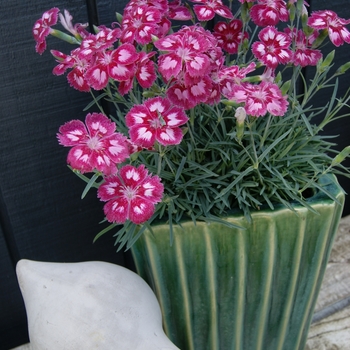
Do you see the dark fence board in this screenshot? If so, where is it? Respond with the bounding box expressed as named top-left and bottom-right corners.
top-left (0, 228), bottom-right (28, 349)
top-left (0, 0), bottom-right (129, 265)
top-left (0, 1), bottom-right (132, 348)
top-left (306, 0), bottom-right (350, 215)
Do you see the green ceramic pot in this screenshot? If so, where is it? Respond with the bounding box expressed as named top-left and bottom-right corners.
top-left (131, 175), bottom-right (344, 350)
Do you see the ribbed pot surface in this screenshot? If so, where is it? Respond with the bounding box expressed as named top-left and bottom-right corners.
top-left (131, 175), bottom-right (344, 350)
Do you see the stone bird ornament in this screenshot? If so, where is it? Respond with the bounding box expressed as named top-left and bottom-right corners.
top-left (16, 259), bottom-right (179, 350)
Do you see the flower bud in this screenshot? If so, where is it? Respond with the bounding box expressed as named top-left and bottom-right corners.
top-left (235, 107), bottom-right (246, 144)
top-left (336, 61), bottom-right (350, 75)
top-left (288, 4), bottom-right (296, 22)
top-left (296, 0), bottom-right (305, 13)
top-left (115, 12), bottom-right (123, 24)
top-left (50, 29), bottom-right (80, 45)
top-left (221, 99), bottom-right (240, 107)
top-left (312, 29), bottom-right (328, 48)
top-left (317, 50), bottom-right (335, 73)
top-left (322, 50), bottom-right (335, 66)
top-left (280, 80), bottom-right (291, 95)
top-left (142, 90), bottom-right (157, 98)
top-left (235, 107), bottom-right (247, 124)
top-left (240, 3), bottom-right (250, 23)
top-left (301, 12), bottom-right (309, 29)
top-left (331, 146), bottom-right (350, 166)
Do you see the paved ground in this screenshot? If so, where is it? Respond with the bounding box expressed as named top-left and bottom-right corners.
top-left (305, 215), bottom-right (350, 350)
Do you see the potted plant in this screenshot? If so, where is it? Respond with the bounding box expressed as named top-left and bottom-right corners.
top-left (32, 1), bottom-right (350, 349)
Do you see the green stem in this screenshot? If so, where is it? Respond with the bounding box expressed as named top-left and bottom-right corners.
top-left (260, 114), bottom-right (272, 149)
top-left (157, 145), bottom-right (163, 176)
top-left (90, 90), bottom-right (105, 114)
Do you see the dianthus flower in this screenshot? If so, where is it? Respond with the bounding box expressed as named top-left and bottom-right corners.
top-left (84, 43), bottom-right (139, 90)
top-left (213, 19), bottom-right (249, 54)
top-left (51, 48), bottom-right (92, 92)
top-left (33, 8), bottom-right (59, 54)
top-left (250, 0), bottom-right (289, 27)
top-left (166, 75), bottom-right (214, 109)
top-left (124, 0), bottom-right (169, 13)
top-left (57, 113), bottom-right (130, 175)
top-left (118, 51), bottom-right (157, 95)
top-left (307, 10), bottom-right (350, 47)
top-left (218, 62), bottom-right (257, 99)
top-left (285, 29), bottom-right (322, 67)
top-left (126, 97), bottom-right (189, 147)
top-left (98, 165), bottom-right (164, 224)
top-left (167, 0), bottom-right (193, 20)
top-left (230, 81), bottom-right (289, 117)
top-left (78, 27), bottom-right (121, 59)
top-left (120, 5), bottom-right (162, 45)
top-left (155, 28), bottom-right (212, 81)
top-left (252, 26), bottom-right (292, 68)
top-left (188, 0), bottom-right (233, 21)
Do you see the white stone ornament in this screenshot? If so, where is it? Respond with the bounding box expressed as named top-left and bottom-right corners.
top-left (16, 259), bottom-right (179, 350)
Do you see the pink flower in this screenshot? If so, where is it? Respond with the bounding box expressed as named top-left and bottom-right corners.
top-left (288, 0), bottom-right (309, 16)
top-left (218, 62), bottom-right (257, 99)
top-left (118, 51), bottom-right (157, 95)
top-left (51, 48), bottom-right (92, 92)
top-left (252, 26), bottom-right (292, 68)
top-left (230, 81), bottom-right (289, 117)
top-left (167, 75), bottom-right (213, 109)
top-left (167, 0), bottom-right (193, 20)
top-left (188, 0), bottom-right (233, 21)
top-left (125, 97), bottom-right (189, 147)
top-left (57, 113), bottom-right (130, 175)
top-left (213, 19), bottom-right (248, 54)
top-left (85, 43), bottom-right (138, 90)
top-left (250, 0), bottom-right (289, 27)
top-left (124, 0), bottom-right (169, 13)
top-left (308, 10), bottom-right (350, 47)
top-left (98, 165), bottom-right (164, 224)
top-left (78, 27), bottom-right (121, 59)
top-left (285, 29), bottom-right (322, 67)
top-left (155, 27), bottom-right (212, 81)
top-left (33, 8), bottom-right (59, 54)
top-left (120, 5), bottom-right (162, 45)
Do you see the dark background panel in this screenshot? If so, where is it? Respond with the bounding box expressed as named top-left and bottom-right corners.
top-left (0, 0), bottom-right (134, 262)
top-left (307, 0), bottom-right (350, 211)
top-left (0, 228), bottom-right (28, 350)
top-left (0, 1), bottom-right (133, 348)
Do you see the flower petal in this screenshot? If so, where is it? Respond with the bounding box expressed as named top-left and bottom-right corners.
top-left (85, 113), bottom-right (116, 138)
top-left (57, 120), bottom-right (88, 146)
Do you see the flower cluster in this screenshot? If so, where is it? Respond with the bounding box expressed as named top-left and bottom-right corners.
top-left (34, 0), bottom-right (350, 248)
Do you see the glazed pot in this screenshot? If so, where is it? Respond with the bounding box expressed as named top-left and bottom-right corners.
top-left (131, 175), bottom-right (344, 350)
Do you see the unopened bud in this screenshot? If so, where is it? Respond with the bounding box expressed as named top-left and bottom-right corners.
top-left (331, 146), bottom-right (350, 166)
top-left (280, 80), bottom-right (291, 95)
top-left (288, 4), bottom-right (296, 22)
top-left (235, 107), bottom-right (246, 144)
top-left (115, 12), bottom-right (123, 23)
top-left (312, 29), bottom-right (328, 49)
top-left (50, 29), bottom-right (80, 45)
top-left (235, 107), bottom-right (247, 124)
top-left (336, 61), bottom-right (350, 75)
top-left (322, 50), bottom-right (335, 67)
